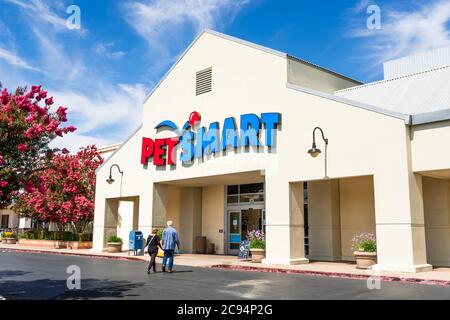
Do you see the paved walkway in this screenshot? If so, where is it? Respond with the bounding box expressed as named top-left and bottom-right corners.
top-left (1, 243), bottom-right (449, 285)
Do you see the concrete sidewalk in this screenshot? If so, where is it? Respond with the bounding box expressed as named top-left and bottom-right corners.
top-left (1, 243), bottom-right (449, 286)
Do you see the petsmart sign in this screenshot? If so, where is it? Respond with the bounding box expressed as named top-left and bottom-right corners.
top-left (140, 111), bottom-right (281, 167)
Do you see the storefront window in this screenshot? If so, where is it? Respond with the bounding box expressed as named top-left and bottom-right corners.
top-left (227, 183), bottom-right (264, 205)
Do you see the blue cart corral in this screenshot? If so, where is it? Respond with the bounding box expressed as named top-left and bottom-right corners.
top-left (128, 230), bottom-right (144, 256)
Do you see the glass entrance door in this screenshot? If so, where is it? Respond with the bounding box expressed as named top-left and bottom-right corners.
top-left (227, 211), bottom-right (241, 255)
top-left (227, 208), bottom-right (264, 255)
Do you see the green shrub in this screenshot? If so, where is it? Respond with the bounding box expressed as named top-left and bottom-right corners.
top-left (351, 232), bottom-right (377, 253)
top-left (249, 239), bottom-right (266, 249)
top-left (107, 235), bottom-right (122, 244)
top-left (21, 230), bottom-right (37, 240)
top-left (78, 233), bottom-right (92, 242)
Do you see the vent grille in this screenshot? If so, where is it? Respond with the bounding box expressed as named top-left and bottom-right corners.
top-left (196, 67), bottom-right (212, 96)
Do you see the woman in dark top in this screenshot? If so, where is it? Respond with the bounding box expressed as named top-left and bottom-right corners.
top-left (146, 228), bottom-right (163, 274)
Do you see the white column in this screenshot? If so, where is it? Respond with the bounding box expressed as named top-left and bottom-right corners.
top-left (263, 179), bottom-right (308, 265)
top-left (179, 187), bottom-right (203, 253)
top-left (373, 172), bottom-right (432, 272)
top-left (138, 184), bottom-right (157, 239)
top-left (308, 179), bottom-right (341, 261)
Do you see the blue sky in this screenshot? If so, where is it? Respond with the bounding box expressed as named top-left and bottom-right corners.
top-left (1, 0), bottom-right (450, 151)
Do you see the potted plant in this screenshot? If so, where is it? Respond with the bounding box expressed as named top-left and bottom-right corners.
top-left (247, 230), bottom-right (266, 263)
top-left (0, 232), bottom-right (6, 244)
top-left (3, 231), bottom-right (17, 244)
top-left (106, 235), bottom-right (123, 253)
top-left (351, 232), bottom-right (377, 269)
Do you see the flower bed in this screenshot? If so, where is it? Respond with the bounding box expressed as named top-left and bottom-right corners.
top-left (18, 238), bottom-right (93, 249)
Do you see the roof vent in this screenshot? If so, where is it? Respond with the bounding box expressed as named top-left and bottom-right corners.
top-left (196, 67), bottom-right (212, 96)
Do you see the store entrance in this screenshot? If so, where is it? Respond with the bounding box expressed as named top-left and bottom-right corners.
top-left (227, 207), bottom-right (264, 255)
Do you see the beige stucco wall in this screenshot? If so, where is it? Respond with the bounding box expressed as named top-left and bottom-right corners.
top-left (93, 31), bottom-right (435, 272)
top-left (202, 185), bottom-right (225, 254)
top-left (411, 120), bottom-right (450, 172)
top-left (166, 187), bottom-right (181, 231)
top-left (422, 176), bottom-right (450, 266)
top-left (339, 176), bottom-right (376, 261)
top-left (1, 207), bottom-right (19, 229)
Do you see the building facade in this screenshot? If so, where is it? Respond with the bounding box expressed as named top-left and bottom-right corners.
top-left (93, 30), bottom-right (450, 273)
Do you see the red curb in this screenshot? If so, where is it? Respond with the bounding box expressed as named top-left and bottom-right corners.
top-left (210, 264), bottom-right (450, 287)
top-left (1, 247), bottom-right (147, 263)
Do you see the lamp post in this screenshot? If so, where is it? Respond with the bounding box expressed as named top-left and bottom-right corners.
top-left (307, 127), bottom-right (329, 178)
top-left (106, 164), bottom-right (124, 184)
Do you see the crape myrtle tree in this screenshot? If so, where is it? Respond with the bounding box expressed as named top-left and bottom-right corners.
top-left (0, 84), bottom-right (76, 208)
top-left (14, 146), bottom-right (104, 235)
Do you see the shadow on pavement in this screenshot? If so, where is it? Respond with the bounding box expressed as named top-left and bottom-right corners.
top-left (0, 270), bottom-right (32, 280)
top-left (0, 276), bottom-right (145, 300)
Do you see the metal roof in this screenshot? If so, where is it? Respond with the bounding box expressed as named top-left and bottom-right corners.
top-left (335, 65), bottom-right (450, 115)
top-left (384, 45), bottom-right (450, 80)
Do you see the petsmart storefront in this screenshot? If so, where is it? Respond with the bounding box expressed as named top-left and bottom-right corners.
top-left (93, 30), bottom-right (450, 273)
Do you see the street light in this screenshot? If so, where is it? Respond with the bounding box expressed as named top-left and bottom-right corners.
top-left (106, 164), bottom-right (124, 184)
top-left (308, 127), bottom-right (329, 178)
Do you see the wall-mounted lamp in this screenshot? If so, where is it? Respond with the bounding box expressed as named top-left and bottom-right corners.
top-left (106, 164), bottom-right (124, 184)
top-left (307, 127), bottom-right (329, 178)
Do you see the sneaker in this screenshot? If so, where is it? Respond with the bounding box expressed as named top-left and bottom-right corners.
top-left (147, 270), bottom-right (150, 274)
top-left (168, 270), bottom-right (174, 273)
top-left (162, 266), bottom-right (166, 272)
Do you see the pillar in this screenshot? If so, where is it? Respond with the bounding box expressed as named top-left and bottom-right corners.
top-left (179, 187), bottom-right (203, 253)
top-left (263, 179), bottom-right (309, 265)
top-left (308, 179), bottom-right (341, 261)
top-left (373, 172), bottom-right (432, 272)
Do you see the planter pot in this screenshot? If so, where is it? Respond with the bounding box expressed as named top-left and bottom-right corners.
top-left (250, 248), bottom-right (266, 263)
top-left (1, 238), bottom-right (7, 244)
top-left (107, 242), bottom-right (123, 253)
top-left (5, 238), bottom-right (17, 244)
top-left (354, 251), bottom-right (377, 269)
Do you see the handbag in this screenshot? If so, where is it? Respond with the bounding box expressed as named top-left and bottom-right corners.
top-left (145, 234), bottom-right (156, 254)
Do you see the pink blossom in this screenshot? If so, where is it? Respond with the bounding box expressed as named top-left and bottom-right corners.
top-left (25, 114), bottom-right (37, 123)
top-left (45, 97), bottom-right (54, 105)
top-left (56, 106), bottom-right (68, 122)
top-left (62, 126), bottom-right (77, 134)
top-left (0, 155), bottom-right (4, 166)
top-left (18, 144), bottom-right (28, 153)
top-left (24, 181), bottom-right (35, 193)
top-left (46, 120), bottom-right (60, 133)
top-left (38, 90), bottom-right (47, 99)
top-left (0, 181), bottom-right (8, 188)
top-left (31, 85), bottom-right (42, 94)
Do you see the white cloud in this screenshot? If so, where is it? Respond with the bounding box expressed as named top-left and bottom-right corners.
top-left (348, 0), bottom-right (450, 64)
top-left (0, 47), bottom-right (39, 71)
top-left (49, 83), bottom-right (148, 152)
top-left (95, 42), bottom-right (125, 59)
top-left (124, 0), bottom-right (250, 54)
top-left (3, 0), bottom-right (68, 32)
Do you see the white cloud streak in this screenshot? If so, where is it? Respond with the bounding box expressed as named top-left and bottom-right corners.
top-left (124, 0), bottom-right (250, 54)
top-left (0, 47), bottom-right (39, 71)
top-left (347, 0), bottom-right (450, 64)
top-left (49, 83), bottom-right (148, 152)
top-left (3, 0), bottom-right (68, 32)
